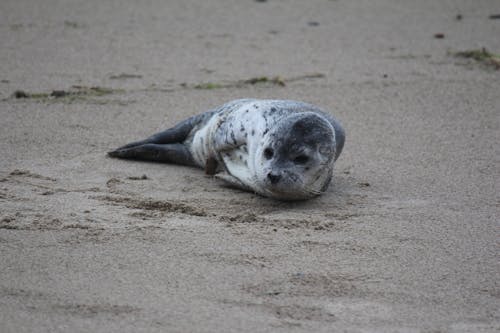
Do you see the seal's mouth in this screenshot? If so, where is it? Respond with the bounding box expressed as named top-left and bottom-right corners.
top-left (265, 169), bottom-right (300, 185)
top-left (262, 181), bottom-right (322, 201)
top-left (265, 188), bottom-right (321, 201)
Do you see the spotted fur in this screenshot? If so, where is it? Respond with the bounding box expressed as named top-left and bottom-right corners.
top-left (109, 99), bottom-right (345, 200)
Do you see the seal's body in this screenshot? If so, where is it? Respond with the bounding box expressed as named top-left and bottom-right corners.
top-left (108, 99), bottom-right (345, 200)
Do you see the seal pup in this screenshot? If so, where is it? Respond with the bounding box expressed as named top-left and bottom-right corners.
top-left (108, 99), bottom-right (345, 200)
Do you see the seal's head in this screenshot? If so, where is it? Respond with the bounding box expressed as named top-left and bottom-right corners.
top-left (255, 112), bottom-right (336, 200)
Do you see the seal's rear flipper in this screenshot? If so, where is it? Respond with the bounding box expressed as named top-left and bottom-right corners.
top-left (111, 116), bottom-right (199, 152)
top-left (108, 143), bottom-right (195, 166)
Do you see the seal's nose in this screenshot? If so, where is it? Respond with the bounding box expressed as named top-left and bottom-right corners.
top-left (267, 172), bottom-right (281, 184)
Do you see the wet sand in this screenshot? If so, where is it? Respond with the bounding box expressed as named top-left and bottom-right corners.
top-left (0, 0), bottom-right (499, 332)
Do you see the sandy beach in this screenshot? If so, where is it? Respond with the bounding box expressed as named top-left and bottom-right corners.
top-left (1, 0), bottom-right (499, 332)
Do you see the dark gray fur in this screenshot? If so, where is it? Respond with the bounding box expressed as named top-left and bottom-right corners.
top-left (108, 111), bottom-right (214, 165)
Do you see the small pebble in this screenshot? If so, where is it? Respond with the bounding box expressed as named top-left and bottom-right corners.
top-left (51, 90), bottom-right (68, 98)
top-left (127, 174), bottom-right (148, 180)
top-left (13, 90), bottom-right (28, 98)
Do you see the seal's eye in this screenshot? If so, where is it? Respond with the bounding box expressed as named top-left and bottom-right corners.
top-left (264, 148), bottom-right (274, 160)
top-left (294, 155), bottom-right (309, 164)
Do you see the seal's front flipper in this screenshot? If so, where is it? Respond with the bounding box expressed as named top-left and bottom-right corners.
top-left (215, 173), bottom-right (254, 192)
top-left (108, 143), bottom-right (195, 166)
top-left (220, 146), bottom-right (251, 179)
top-left (205, 156), bottom-right (218, 175)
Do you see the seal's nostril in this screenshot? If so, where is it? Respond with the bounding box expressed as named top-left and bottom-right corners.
top-left (267, 172), bottom-right (281, 184)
